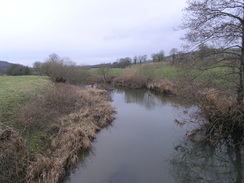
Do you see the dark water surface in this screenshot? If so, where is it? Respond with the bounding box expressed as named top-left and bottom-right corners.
top-left (64, 88), bottom-right (244, 183)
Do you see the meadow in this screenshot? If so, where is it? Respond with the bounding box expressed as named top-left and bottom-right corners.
top-left (0, 76), bottom-right (52, 126)
top-left (0, 75), bottom-right (115, 183)
top-left (106, 62), bottom-right (232, 84)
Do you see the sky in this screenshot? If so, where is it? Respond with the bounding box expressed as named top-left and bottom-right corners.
top-left (0, 0), bottom-right (187, 66)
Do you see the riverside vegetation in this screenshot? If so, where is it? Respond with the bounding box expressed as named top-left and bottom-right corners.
top-left (2, 50), bottom-right (244, 182)
top-left (0, 76), bottom-right (115, 183)
top-left (91, 59), bottom-right (244, 146)
top-left (3, 0), bottom-right (244, 181)
top-left (35, 52), bottom-right (244, 146)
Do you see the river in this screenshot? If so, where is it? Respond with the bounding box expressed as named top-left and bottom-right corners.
top-left (63, 87), bottom-right (244, 183)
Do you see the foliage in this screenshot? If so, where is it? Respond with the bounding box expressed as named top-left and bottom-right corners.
top-left (6, 64), bottom-right (32, 76)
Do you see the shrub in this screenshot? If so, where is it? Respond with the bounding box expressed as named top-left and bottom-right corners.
top-left (40, 53), bottom-right (90, 84)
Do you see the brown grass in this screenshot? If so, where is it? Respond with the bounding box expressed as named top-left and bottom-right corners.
top-left (93, 68), bottom-right (177, 94)
top-left (1, 83), bottom-right (115, 183)
top-left (178, 85), bottom-right (244, 145)
top-left (197, 95), bottom-right (244, 144)
top-left (0, 128), bottom-right (29, 183)
top-left (112, 68), bottom-right (146, 88)
top-left (146, 78), bottom-right (177, 95)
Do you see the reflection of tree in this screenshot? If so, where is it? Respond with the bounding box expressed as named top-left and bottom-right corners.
top-left (116, 88), bottom-right (169, 110)
top-left (124, 89), bottom-right (156, 110)
top-left (169, 140), bottom-right (243, 183)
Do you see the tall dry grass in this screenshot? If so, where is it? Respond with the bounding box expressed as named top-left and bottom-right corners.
top-left (1, 83), bottom-right (115, 183)
top-left (0, 128), bottom-right (29, 183)
top-left (112, 68), bottom-right (146, 88)
top-left (195, 94), bottom-right (244, 145)
top-left (146, 78), bottom-right (177, 95)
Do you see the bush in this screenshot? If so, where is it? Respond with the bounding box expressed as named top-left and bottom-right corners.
top-left (39, 53), bottom-right (90, 84)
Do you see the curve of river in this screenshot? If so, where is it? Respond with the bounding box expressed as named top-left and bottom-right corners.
top-left (63, 87), bottom-right (244, 183)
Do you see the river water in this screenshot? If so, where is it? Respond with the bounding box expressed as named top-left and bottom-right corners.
top-left (64, 87), bottom-right (244, 183)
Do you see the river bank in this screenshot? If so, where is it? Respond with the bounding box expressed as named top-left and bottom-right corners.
top-left (0, 76), bottom-right (115, 183)
top-left (90, 69), bottom-right (244, 145)
top-left (64, 87), bottom-right (244, 183)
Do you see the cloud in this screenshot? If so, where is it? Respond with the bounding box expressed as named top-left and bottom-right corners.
top-left (0, 0), bottom-right (187, 66)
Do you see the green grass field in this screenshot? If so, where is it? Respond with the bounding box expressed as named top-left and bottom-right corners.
top-left (89, 62), bottom-right (234, 84)
top-left (0, 75), bottom-right (52, 126)
top-left (89, 63), bottom-right (178, 80)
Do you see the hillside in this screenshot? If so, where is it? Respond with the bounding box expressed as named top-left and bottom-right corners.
top-left (0, 60), bottom-right (12, 70)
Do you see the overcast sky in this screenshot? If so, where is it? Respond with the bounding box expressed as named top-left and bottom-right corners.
top-left (0, 0), bottom-right (187, 66)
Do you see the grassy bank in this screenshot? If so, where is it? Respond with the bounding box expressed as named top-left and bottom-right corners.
top-left (91, 63), bottom-right (178, 95)
top-left (0, 76), bottom-right (115, 183)
top-left (91, 62), bottom-right (234, 95)
top-left (91, 62), bottom-right (244, 145)
top-left (0, 76), bottom-right (53, 126)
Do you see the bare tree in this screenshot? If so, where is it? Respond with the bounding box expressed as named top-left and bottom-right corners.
top-left (133, 56), bottom-right (137, 64)
top-left (181, 0), bottom-right (244, 103)
top-left (40, 53), bottom-right (89, 84)
top-left (97, 63), bottom-right (110, 82)
top-left (142, 55), bottom-right (148, 63)
top-left (33, 61), bottom-right (43, 75)
top-left (151, 50), bottom-right (165, 62)
top-left (169, 48), bottom-right (178, 63)
top-left (179, 0), bottom-right (244, 145)
top-left (118, 57), bottom-right (132, 68)
top-left (170, 139), bottom-right (243, 183)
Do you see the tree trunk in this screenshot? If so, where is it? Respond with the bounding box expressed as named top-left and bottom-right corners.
top-left (237, 6), bottom-right (244, 103)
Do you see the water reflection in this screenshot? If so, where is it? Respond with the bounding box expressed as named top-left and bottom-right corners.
top-left (63, 87), bottom-right (242, 183)
top-left (64, 87), bottom-right (186, 183)
top-left (170, 139), bottom-right (244, 183)
top-left (114, 87), bottom-right (169, 110)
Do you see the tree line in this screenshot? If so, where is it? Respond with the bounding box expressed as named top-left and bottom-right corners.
top-left (0, 64), bottom-right (32, 76)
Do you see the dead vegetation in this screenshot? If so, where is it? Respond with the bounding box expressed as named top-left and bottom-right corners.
top-left (146, 78), bottom-right (177, 95)
top-left (0, 128), bottom-right (29, 183)
top-left (0, 84), bottom-right (115, 183)
top-left (196, 95), bottom-right (244, 145)
top-left (112, 68), bottom-right (146, 88)
top-left (91, 67), bottom-right (177, 95)
top-left (174, 81), bottom-right (244, 145)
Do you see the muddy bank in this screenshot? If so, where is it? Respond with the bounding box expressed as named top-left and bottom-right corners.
top-left (0, 84), bottom-right (115, 183)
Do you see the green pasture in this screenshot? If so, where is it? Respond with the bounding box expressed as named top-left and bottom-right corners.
top-left (0, 76), bottom-right (52, 125)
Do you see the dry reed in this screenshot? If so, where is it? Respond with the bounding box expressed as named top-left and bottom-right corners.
top-left (2, 83), bottom-right (115, 183)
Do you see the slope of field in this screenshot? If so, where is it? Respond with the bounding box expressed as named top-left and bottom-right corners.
top-left (0, 76), bottom-right (52, 125)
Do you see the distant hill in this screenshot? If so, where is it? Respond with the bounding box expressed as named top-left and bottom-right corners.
top-left (0, 61), bottom-right (12, 70)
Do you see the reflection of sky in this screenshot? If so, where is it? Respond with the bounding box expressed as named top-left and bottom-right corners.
top-left (170, 140), bottom-right (244, 183)
top-left (116, 88), bottom-right (169, 110)
top-left (65, 87), bottom-right (192, 183)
